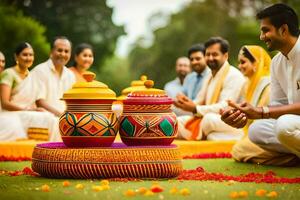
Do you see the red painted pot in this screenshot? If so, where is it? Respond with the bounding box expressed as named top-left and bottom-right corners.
top-left (59, 72), bottom-right (120, 147)
top-left (119, 80), bottom-right (178, 146)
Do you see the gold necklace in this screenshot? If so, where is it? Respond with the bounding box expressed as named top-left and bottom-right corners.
top-left (15, 65), bottom-right (29, 78)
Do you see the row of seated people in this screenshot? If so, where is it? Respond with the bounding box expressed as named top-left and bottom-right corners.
top-left (165, 37), bottom-right (269, 142)
top-left (165, 36), bottom-right (298, 166)
top-left (0, 37), bottom-right (93, 141)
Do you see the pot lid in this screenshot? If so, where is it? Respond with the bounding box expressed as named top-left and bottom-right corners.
top-left (123, 80), bottom-right (173, 105)
top-left (62, 71), bottom-right (116, 99)
top-left (117, 75), bottom-right (147, 100)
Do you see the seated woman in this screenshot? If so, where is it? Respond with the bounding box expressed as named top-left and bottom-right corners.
top-left (0, 42), bottom-right (60, 141)
top-left (0, 50), bottom-right (26, 141)
top-left (69, 43), bottom-right (94, 82)
top-left (225, 45), bottom-right (299, 166)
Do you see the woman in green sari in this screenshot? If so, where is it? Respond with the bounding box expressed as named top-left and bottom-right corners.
top-left (0, 42), bottom-right (60, 141)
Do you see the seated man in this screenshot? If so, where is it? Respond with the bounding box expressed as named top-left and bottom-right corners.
top-left (175, 37), bottom-right (245, 141)
top-left (164, 56), bottom-right (191, 99)
top-left (164, 56), bottom-right (191, 116)
top-left (181, 44), bottom-right (210, 101)
top-left (221, 3), bottom-right (300, 165)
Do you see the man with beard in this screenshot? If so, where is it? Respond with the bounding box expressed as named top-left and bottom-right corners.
top-left (175, 37), bottom-right (245, 140)
top-left (181, 44), bottom-right (210, 101)
top-left (221, 4), bottom-right (300, 165)
top-left (164, 56), bottom-right (191, 99)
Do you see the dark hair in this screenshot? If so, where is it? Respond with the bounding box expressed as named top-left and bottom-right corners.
top-left (74, 43), bottom-right (93, 56)
top-left (187, 43), bottom-right (205, 58)
top-left (15, 42), bottom-right (32, 56)
top-left (51, 36), bottom-right (72, 50)
top-left (256, 3), bottom-right (299, 37)
top-left (204, 37), bottom-right (230, 54)
top-left (241, 46), bottom-right (256, 63)
top-left (73, 43), bottom-right (93, 67)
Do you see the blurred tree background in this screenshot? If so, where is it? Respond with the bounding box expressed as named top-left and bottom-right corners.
top-left (0, 0), bottom-right (299, 94)
top-left (0, 4), bottom-right (49, 67)
top-left (129, 0), bottom-right (300, 89)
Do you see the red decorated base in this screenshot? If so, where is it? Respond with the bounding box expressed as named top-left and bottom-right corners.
top-left (121, 136), bottom-right (175, 146)
top-left (31, 142), bottom-right (182, 179)
top-left (62, 136), bottom-right (115, 147)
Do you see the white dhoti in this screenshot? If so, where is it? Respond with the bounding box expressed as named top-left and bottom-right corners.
top-left (15, 111), bottom-right (61, 142)
top-left (0, 112), bottom-right (27, 141)
top-left (249, 114), bottom-right (300, 158)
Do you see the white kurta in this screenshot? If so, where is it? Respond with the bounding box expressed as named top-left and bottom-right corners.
top-left (30, 59), bottom-right (76, 114)
top-left (178, 62), bottom-right (246, 140)
top-left (249, 36), bottom-right (300, 157)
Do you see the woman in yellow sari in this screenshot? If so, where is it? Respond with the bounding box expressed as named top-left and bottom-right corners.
top-left (231, 45), bottom-right (299, 166)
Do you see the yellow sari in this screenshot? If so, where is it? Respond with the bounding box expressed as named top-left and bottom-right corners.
top-left (242, 45), bottom-right (271, 131)
top-left (232, 46), bottom-right (299, 166)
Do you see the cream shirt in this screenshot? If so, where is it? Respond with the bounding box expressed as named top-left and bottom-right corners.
top-left (194, 61), bottom-right (246, 116)
top-left (270, 36), bottom-right (300, 105)
top-left (31, 59), bottom-right (76, 113)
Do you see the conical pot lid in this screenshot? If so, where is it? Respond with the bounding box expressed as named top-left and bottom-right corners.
top-left (62, 71), bottom-right (116, 100)
top-left (123, 80), bottom-right (172, 105)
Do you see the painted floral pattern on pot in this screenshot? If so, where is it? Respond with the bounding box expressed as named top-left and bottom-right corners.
top-left (59, 72), bottom-right (120, 147)
top-left (59, 112), bottom-right (118, 137)
top-left (119, 80), bottom-right (178, 146)
top-left (120, 114), bottom-right (177, 138)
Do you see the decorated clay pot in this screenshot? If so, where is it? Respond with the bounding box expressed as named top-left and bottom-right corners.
top-left (119, 80), bottom-right (178, 146)
top-left (59, 72), bottom-right (121, 147)
top-left (117, 75), bottom-right (148, 100)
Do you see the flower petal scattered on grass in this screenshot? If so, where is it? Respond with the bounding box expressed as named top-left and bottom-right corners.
top-left (62, 181), bottom-right (71, 187)
top-left (102, 185), bottom-right (110, 190)
top-left (136, 187), bottom-right (148, 195)
top-left (178, 166), bottom-right (300, 184)
top-left (150, 185), bottom-right (164, 193)
top-left (238, 191), bottom-right (248, 198)
top-left (266, 191), bottom-right (278, 198)
top-left (100, 180), bottom-right (109, 186)
top-left (180, 188), bottom-right (190, 196)
top-left (41, 184), bottom-right (50, 192)
top-left (169, 187), bottom-right (178, 195)
top-left (255, 189), bottom-right (267, 197)
top-left (7, 167), bottom-right (39, 177)
top-left (75, 184), bottom-right (84, 190)
top-left (92, 185), bottom-right (103, 192)
top-left (183, 152), bottom-right (232, 159)
top-left (229, 191), bottom-right (239, 199)
top-left (144, 190), bottom-right (155, 196)
top-left (124, 189), bottom-right (136, 197)
top-left (0, 155), bottom-right (31, 162)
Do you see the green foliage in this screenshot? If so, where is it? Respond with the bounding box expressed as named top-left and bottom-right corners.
top-left (0, 4), bottom-right (49, 67)
top-left (4, 0), bottom-right (125, 70)
top-left (96, 56), bottom-right (131, 96)
top-left (128, 0), bottom-right (300, 88)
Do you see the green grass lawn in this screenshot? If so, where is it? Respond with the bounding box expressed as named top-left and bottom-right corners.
top-left (0, 159), bottom-right (300, 200)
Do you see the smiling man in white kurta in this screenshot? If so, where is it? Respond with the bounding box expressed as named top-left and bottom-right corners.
top-left (221, 4), bottom-right (300, 164)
